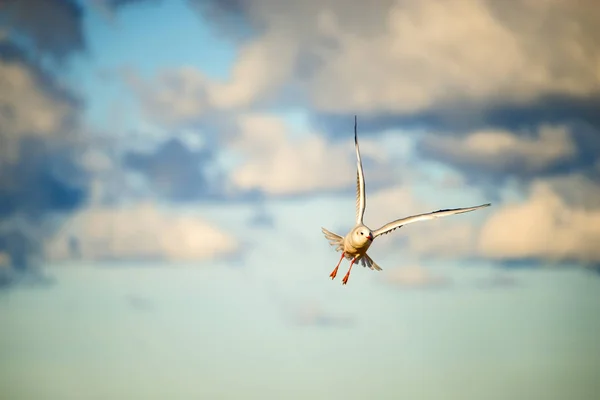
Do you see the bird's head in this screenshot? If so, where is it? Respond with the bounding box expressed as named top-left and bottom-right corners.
top-left (352, 226), bottom-right (373, 247)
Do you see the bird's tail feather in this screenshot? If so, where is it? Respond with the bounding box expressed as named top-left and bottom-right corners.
top-left (321, 227), bottom-right (344, 252)
top-left (360, 253), bottom-right (383, 271)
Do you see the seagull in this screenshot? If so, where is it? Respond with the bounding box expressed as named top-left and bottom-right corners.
top-left (322, 116), bottom-right (491, 285)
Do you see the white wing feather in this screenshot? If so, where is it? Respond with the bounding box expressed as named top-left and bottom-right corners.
top-left (321, 227), bottom-right (344, 252)
top-left (372, 203), bottom-right (491, 238)
top-left (355, 116), bottom-right (366, 225)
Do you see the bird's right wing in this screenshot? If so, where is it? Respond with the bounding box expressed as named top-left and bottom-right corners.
top-left (354, 116), bottom-right (366, 225)
top-left (372, 203), bottom-right (491, 238)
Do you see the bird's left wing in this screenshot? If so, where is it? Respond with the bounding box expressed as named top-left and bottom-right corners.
top-left (372, 203), bottom-right (491, 238)
top-left (354, 116), bottom-right (366, 225)
top-left (360, 253), bottom-right (382, 271)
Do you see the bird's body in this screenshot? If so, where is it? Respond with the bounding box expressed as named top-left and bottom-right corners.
top-left (322, 116), bottom-right (491, 285)
top-left (336, 225), bottom-right (374, 260)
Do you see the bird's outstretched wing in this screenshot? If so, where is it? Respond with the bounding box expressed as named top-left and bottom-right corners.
top-left (321, 227), bottom-right (344, 252)
top-left (372, 203), bottom-right (491, 238)
top-left (355, 116), bottom-right (366, 225)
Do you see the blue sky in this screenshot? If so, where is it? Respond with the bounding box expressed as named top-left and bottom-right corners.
top-left (2, 0), bottom-right (600, 398)
top-left (70, 0), bottom-right (236, 133)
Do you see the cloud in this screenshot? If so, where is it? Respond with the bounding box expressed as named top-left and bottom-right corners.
top-left (0, 58), bottom-right (77, 163)
top-left (0, 138), bottom-right (87, 218)
top-left (123, 137), bottom-right (222, 202)
top-left (229, 113), bottom-right (390, 196)
top-left (0, 55), bottom-right (86, 219)
top-left (362, 186), bottom-right (489, 259)
top-left (96, 0), bottom-right (161, 11)
top-left (1, 0), bottom-right (85, 61)
top-left (478, 176), bottom-right (600, 263)
top-left (125, 67), bottom-right (214, 128)
top-left (417, 125), bottom-right (577, 178)
top-left (209, 33), bottom-right (296, 110)
top-left (189, 0), bottom-right (600, 116)
top-left (0, 251), bottom-right (11, 287)
top-left (362, 186), bottom-right (424, 229)
top-left (362, 174), bottom-right (600, 266)
top-left (474, 272), bottom-right (519, 289)
top-left (45, 202), bottom-right (239, 263)
top-left (381, 265), bottom-right (451, 289)
top-left (125, 34), bottom-right (296, 127)
top-left (0, 224), bottom-right (40, 271)
top-left (0, 52), bottom-right (87, 275)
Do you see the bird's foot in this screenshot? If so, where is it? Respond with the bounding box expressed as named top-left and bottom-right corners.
top-left (341, 273), bottom-right (350, 285)
top-left (329, 266), bottom-right (339, 280)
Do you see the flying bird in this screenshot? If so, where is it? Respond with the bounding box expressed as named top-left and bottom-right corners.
top-left (322, 116), bottom-right (491, 285)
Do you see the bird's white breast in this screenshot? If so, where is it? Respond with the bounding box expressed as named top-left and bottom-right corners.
top-left (343, 236), bottom-right (371, 256)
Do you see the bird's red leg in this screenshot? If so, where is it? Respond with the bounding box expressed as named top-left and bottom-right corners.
top-left (341, 257), bottom-right (357, 285)
top-left (330, 252), bottom-right (345, 280)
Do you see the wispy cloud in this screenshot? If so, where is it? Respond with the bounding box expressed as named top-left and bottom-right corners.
top-left (479, 177), bottom-right (600, 264)
top-left (45, 202), bottom-right (239, 263)
top-left (380, 265), bottom-right (452, 289)
top-left (417, 125), bottom-right (577, 178)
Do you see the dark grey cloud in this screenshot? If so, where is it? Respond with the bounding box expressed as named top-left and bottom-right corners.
top-left (0, 138), bottom-right (87, 219)
top-left (187, 0), bottom-right (256, 40)
top-left (123, 137), bottom-right (223, 202)
top-left (0, 228), bottom-right (37, 272)
top-left (0, 0), bottom-right (85, 61)
top-left (0, 3), bottom-right (92, 282)
top-left (0, 47), bottom-right (88, 277)
top-left (309, 106), bottom-right (600, 202)
top-left (105, 0), bottom-right (160, 8)
top-left (0, 139), bottom-right (88, 279)
top-left (414, 122), bottom-right (600, 191)
top-left (310, 92), bottom-right (600, 144)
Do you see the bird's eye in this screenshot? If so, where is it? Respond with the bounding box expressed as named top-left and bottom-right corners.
top-left (360, 232), bottom-right (363, 235)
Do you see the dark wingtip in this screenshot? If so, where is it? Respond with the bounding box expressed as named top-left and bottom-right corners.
top-left (354, 115), bottom-right (358, 144)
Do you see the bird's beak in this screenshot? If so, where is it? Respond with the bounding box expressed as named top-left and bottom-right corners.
top-left (367, 234), bottom-right (373, 241)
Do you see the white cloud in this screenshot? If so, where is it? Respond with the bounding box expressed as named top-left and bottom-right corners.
top-left (124, 33), bottom-right (297, 129)
top-left (362, 186), bottom-right (424, 229)
top-left (364, 185), bottom-right (489, 259)
top-left (0, 60), bottom-right (73, 162)
top-left (418, 125), bottom-right (576, 174)
top-left (229, 113), bottom-right (389, 195)
top-left (185, 0), bottom-right (600, 116)
top-left (210, 33), bottom-right (297, 109)
top-left (45, 202), bottom-right (239, 263)
top-left (381, 265), bottom-right (451, 288)
top-left (478, 177), bottom-right (600, 263)
top-left (367, 175), bottom-right (600, 264)
top-left (315, 0), bottom-right (600, 113)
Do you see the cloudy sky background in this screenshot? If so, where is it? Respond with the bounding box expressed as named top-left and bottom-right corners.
top-left (1, 0), bottom-right (600, 398)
